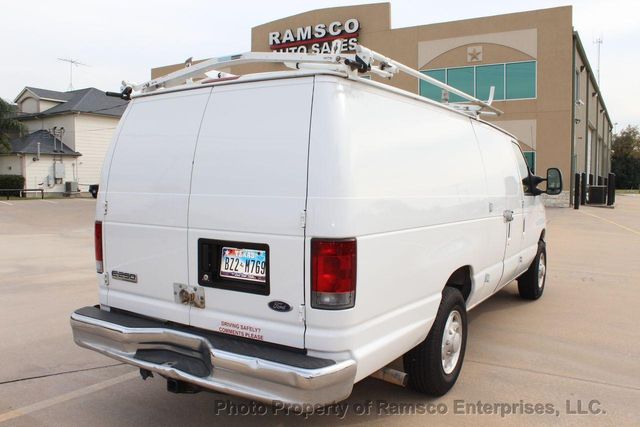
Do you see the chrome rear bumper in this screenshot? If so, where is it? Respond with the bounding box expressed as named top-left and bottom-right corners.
top-left (70, 307), bottom-right (356, 406)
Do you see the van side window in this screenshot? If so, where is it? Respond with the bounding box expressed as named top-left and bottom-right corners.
top-left (511, 143), bottom-right (531, 194)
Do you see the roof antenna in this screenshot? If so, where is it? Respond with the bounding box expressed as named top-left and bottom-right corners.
top-left (594, 35), bottom-right (603, 85)
top-left (57, 57), bottom-right (89, 91)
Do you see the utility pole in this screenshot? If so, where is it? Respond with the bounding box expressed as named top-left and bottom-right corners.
top-left (57, 58), bottom-right (88, 91)
top-left (594, 36), bottom-right (603, 85)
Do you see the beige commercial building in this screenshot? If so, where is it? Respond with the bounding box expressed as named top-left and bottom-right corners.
top-left (153, 3), bottom-right (613, 205)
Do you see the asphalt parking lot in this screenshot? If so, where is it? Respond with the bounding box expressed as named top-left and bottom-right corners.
top-left (0, 197), bottom-right (639, 426)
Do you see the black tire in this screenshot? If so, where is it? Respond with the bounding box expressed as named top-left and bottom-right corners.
top-left (403, 287), bottom-right (467, 396)
top-left (517, 241), bottom-right (547, 300)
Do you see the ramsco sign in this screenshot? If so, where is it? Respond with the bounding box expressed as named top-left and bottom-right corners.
top-left (268, 18), bottom-right (360, 53)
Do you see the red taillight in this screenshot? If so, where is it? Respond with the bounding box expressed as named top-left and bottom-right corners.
top-left (95, 221), bottom-right (103, 273)
top-left (311, 239), bottom-right (356, 309)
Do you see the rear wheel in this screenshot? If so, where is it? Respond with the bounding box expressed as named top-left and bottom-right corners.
top-left (403, 287), bottom-right (467, 396)
top-left (517, 241), bottom-right (547, 300)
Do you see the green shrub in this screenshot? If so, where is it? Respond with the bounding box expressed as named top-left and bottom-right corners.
top-left (612, 156), bottom-right (640, 189)
top-left (611, 125), bottom-right (640, 189)
top-left (0, 174), bottom-right (25, 197)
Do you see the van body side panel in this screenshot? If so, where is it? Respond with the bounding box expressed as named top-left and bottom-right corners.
top-left (499, 143), bottom-right (528, 286)
top-left (518, 150), bottom-right (546, 272)
top-left (522, 196), bottom-right (546, 263)
top-left (305, 77), bottom-right (490, 380)
top-left (187, 78), bottom-right (314, 349)
top-left (467, 121), bottom-right (517, 304)
top-left (504, 142), bottom-right (546, 283)
top-left (104, 88), bottom-right (212, 324)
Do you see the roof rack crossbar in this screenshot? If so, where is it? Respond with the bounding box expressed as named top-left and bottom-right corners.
top-left (126, 47), bottom-right (353, 95)
top-left (355, 45), bottom-right (502, 116)
top-left (122, 41), bottom-right (502, 116)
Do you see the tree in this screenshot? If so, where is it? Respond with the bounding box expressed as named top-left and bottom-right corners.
top-left (0, 97), bottom-right (26, 154)
top-left (611, 125), bottom-right (640, 189)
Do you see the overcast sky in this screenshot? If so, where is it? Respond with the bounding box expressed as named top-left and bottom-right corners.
top-left (1, 0), bottom-right (637, 129)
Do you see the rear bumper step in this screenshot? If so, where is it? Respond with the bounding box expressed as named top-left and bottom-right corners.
top-left (70, 306), bottom-right (356, 406)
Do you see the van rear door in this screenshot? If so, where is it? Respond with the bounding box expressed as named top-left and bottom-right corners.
top-left (104, 88), bottom-right (212, 324)
top-left (187, 77), bottom-right (314, 349)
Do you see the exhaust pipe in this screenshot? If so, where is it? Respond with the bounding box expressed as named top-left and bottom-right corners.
top-left (370, 367), bottom-right (408, 387)
top-left (166, 378), bottom-right (201, 394)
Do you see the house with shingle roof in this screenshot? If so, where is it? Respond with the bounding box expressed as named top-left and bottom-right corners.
top-left (14, 87), bottom-right (127, 118)
top-left (7, 130), bottom-right (80, 157)
top-left (0, 130), bottom-right (81, 191)
top-left (3, 86), bottom-right (128, 192)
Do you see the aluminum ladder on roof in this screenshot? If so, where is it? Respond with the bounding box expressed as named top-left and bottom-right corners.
top-left (114, 41), bottom-right (502, 117)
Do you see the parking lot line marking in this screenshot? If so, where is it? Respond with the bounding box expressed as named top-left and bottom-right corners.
top-left (466, 359), bottom-right (640, 391)
top-left (579, 210), bottom-right (640, 236)
top-left (0, 371), bottom-right (137, 423)
top-left (40, 200), bottom-right (57, 204)
top-left (0, 362), bottom-right (125, 386)
top-left (0, 201), bottom-right (13, 206)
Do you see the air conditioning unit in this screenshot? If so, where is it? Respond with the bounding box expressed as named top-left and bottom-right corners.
top-left (588, 185), bottom-right (607, 205)
top-left (65, 181), bottom-right (78, 193)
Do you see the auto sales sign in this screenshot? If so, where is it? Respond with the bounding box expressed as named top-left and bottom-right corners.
top-left (268, 18), bottom-right (360, 53)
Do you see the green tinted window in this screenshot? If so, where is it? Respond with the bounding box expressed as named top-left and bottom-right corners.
top-left (419, 69), bottom-right (446, 101)
top-left (523, 151), bottom-right (536, 174)
top-left (420, 62), bottom-right (536, 103)
top-left (476, 64), bottom-right (504, 100)
top-left (506, 61), bottom-right (536, 99)
top-left (446, 67), bottom-right (474, 102)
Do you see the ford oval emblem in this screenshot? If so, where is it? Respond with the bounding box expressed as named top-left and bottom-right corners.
top-left (268, 301), bottom-right (292, 312)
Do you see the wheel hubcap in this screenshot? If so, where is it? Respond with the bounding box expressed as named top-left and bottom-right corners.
top-left (538, 253), bottom-right (546, 289)
top-left (441, 310), bottom-right (463, 375)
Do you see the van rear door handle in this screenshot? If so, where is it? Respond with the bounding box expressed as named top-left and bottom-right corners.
top-left (503, 210), bottom-right (514, 222)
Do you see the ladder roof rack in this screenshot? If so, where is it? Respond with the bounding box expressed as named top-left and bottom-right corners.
top-left (118, 42), bottom-right (502, 117)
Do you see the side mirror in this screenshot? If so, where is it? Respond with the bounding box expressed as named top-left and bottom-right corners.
top-left (545, 168), bottom-right (563, 195)
top-left (529, 168), bottom-right (563, 196)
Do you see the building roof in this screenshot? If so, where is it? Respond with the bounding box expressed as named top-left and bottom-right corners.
top-left (15, 87), bottom-right (128, 119)
top-left (20, 87), bottom-right (76, 102)
top-left (5, 130), bottom-right (81, 157)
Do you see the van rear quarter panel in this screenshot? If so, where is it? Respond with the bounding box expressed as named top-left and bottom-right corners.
top-left (95, 103), bottom-right (131, 306)
top-left (305, 77), bottom-right (499, 380)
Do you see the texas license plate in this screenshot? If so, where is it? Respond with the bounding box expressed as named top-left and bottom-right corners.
top-left (220, 247), bottom-right (267, 283)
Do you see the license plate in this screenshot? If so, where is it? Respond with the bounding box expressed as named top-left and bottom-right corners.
top-left (220, 247), bottom-right (267, 283)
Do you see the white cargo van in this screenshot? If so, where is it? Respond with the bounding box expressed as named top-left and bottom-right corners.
top-left (71, 46), bottom-right (563, 406)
